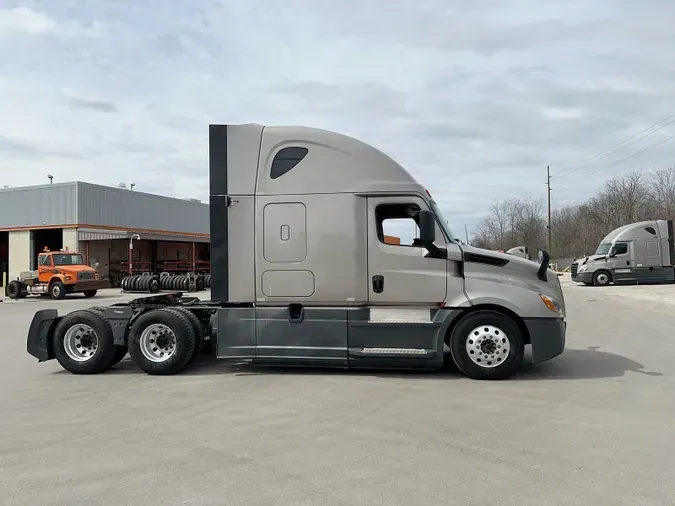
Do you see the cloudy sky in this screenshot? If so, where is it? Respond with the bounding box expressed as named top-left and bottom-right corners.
top-left (2, 0), bottom-right (675, 237)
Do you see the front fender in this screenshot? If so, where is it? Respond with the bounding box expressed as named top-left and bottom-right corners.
top-left (464, 276), bottom-right (555, 319)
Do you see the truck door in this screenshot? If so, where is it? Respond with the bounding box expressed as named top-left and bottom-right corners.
top-left (366, 196), bottom-right (448, 305)
top-left (348, 195), bottom-right (463, 366)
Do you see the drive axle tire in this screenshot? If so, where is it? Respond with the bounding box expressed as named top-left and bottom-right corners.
top-left (7, 280), bottom-right (22, 300)
top-left (593, 270), bottom-right (612, 286)
top-left (85, 308), bottom-right (127, 370)
top-left (53, 310), bottom-right (117, 374)
top-left (166, 307), bottom-right (204, 363)
top-left (449, 310), bottom-right (525, 381)
top-left (128, 308), bottom-right (196, 375)
top-left (83, 290), bottom-right (97, 298)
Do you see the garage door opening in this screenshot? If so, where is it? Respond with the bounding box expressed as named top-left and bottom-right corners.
top-left (32, 228), bottom-right (63, 269)
top-left (0, 231), bottom-right (8, 287)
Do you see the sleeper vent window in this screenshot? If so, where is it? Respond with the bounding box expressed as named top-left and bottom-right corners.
top-left (270, 147), bottom-right (308, 179)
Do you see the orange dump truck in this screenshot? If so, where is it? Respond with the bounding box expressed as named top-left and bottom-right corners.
top-left (6, 250), bottom-right (110, 300)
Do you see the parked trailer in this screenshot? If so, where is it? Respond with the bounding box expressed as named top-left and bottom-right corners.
top-left (571, 219), bottom-right (675, 286)
top-left (26, 123), bottom-right (567, 380)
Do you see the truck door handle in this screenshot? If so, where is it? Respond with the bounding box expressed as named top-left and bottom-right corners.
top-left (372, 275), bottom-right (384, 293)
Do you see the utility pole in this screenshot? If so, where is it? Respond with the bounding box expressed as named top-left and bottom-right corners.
top-left (464, 223), bottom-right (469, 244)
top-left (546, 165), bottom-right (552, 255)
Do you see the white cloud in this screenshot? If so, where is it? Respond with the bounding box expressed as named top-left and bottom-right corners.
top-left (0, 6), bottom-right (108, 39)
top-left (543, 107), bottom-right (585, 120)
top-left (2, 0), bottom-right (675, 234)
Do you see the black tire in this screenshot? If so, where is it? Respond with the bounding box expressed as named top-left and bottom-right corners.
top-left (84, 307), bottom-right (127, 370)
top-left (109, 345), bottom-right (128, 367)
top-left (121, 277), bottom-right (128, 291)
top-left (127, 308), bottom-right (196, 375)
top-left (7, 280), bottom-right (22, 300)
top-left (593, 270), bottom-right (612, 286)
top-left (167, 307), bottom-right (204, 363)
top-left (83, 290), bottom-right (97, 298)
top-left (196, 276), bottom-right (205, 292)
top-left (449, 310), bottom-right (525, 381)
top-left (50, 281), bottom-right (67, 300)
top-left (53, 310), bottom-right (117, 374)
top-left (182, 276), bottom-right (189, 291)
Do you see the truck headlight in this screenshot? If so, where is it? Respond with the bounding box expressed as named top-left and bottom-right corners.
top-left (577, 265), bottom-right (588, 273)
top-left (540, 294), bottom-right (563, 315)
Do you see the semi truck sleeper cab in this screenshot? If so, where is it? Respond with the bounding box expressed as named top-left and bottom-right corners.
top-left (25, 123), bottom-right (566, 380)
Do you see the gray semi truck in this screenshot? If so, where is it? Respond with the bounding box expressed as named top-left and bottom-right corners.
top-left (571, 219), bottom-right (675, 286)
top-left (25, 124), bottom-right (566, 380)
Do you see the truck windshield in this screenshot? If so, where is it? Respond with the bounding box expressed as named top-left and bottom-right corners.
top-left (595, 244), bottom-right (612, 255)
top-left (52, 254), bottom-right (85, 266)
top-left (430, 200), bottom-right (459, 244)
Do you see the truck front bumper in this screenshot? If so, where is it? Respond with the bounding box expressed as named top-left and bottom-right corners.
top-left (523, 317), bottom-right (566, 363)
top-left (570, 270), bottom-right (593, 284)
top-left (72, 280), bottom-right (111, 292)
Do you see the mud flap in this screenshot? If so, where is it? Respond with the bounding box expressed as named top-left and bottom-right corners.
top-left (27, 309), bottom-right (60, 361)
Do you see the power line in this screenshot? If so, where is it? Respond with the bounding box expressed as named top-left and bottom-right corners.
top-left (552, 113), bottom-right (675, 181)
top-left (556, 133), bottom-right (675, 189)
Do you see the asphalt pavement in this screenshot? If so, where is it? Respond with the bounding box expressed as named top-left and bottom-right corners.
top-left (1, 279), bottom-right (673, 506)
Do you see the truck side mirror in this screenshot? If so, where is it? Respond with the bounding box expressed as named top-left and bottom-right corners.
top-left (418, 210), bottom-right (436, 244)
top-left (418, 210), bottom-right (446, 259)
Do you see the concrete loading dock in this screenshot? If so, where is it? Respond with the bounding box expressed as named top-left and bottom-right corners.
top-left (0, 182), bottom-right (209, 290)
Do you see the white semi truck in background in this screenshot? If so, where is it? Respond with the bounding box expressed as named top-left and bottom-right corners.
top-left (571, 219), bottom-right (675, 286)
top-left (25, 123), bottom-right (566, 381)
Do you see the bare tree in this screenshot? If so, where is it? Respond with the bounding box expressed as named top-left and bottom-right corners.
top-left (472, 164), bottom-right (675, 259)
top-left (650, 166), bottom-right (675, 220)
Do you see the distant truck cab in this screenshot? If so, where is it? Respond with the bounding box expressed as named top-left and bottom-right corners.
top-left (6, 249), bottom-right (110, 300)
top-left (571, 220), bottom-right (675, 286)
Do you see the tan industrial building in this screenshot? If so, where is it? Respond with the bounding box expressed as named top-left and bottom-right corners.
top-left (0, 181), bottom-right (210, 288)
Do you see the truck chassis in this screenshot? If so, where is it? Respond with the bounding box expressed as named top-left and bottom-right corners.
top-left (26, 290), bottom-right (564, 380)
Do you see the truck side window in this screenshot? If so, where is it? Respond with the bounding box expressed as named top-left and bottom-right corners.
top-left (270, 147), bottom-right (309, 179)
top-left (38, 256), bottom-right (50, 267)
top-left (613, 243), bottom-right (628, 255)
top-left (375, 203), bottom-right (421, 246)
top-left (645, 227), bottom-right (656, 235)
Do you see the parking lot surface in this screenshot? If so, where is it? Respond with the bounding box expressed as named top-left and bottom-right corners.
top-left (1, 280), bottom-right (674, 506)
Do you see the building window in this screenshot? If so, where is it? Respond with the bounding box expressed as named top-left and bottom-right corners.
top-left (270, 147), bottom-right (309, 179)
top-left (375, 203), bottom-right (422, 246)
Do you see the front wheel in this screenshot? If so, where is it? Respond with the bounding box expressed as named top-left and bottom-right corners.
top-left (449, 310), bottom-right (525, 380)
top-left (50, 281), bottom-right (66, 300)
top-left (593, 270), bottom-right (612, 286)
top-left (83, 290), bottom-right (98, 297)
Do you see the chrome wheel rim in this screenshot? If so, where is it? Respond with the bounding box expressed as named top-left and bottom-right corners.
top-left (465, 325), bottom-right (510, 368)
top-left (63, 324), bottom-right (98, 362)
top-left (139, 324), bottom-right (177, 363)
top-left (596, 273), bottom-right (609, 284)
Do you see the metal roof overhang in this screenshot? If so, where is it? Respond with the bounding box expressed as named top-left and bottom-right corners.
top-left (77, 228), bottom-right (210, 243)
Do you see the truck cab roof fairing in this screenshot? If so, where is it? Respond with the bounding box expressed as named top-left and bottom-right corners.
top-left (250, 125), bottom-right (423, 196)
